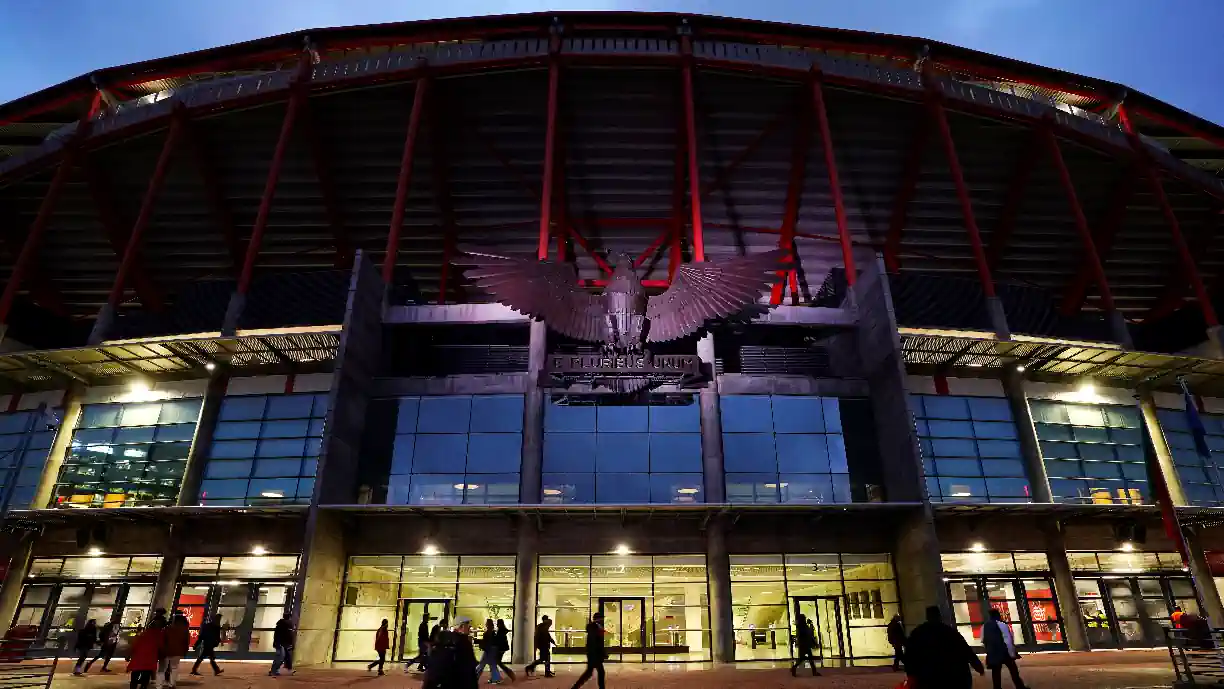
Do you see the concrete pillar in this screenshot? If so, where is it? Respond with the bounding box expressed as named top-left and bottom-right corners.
top-left (1106, 310), bottom-right (1133, 349)
top-left (0, 538), bottom-right (34, 630)
top-left (150, 535), bottom-right (184, 613)
top-left (293, 509), bottom-right (347, 666)
top-left (1041, 519), bottom-right (1088, 651)
top-left (1001, 368), bottom-right (1052, 503)
top-left (520, 320), bottom-right (546, 504)
top-left (706, 516), bottom-right (734, 662)
top-left (986, 296), bottom-right (1010, 341)
top-left (221, 292), bottom-right (245, 337)
top-left (697, 333), bottom-right (725, 503)
top-left (1185, 529), bottom-right (1224, 626)
top-left (1137, 389), bottom-right (1189, 506)
top-left (176, 371), bottom-right (229, 506)
top-left (87, 304), bottom-right (116, 345)
top-left (511, 514), bottom-right (539, 664)
top-left (31, 385), bottom-right (83, 510)
top-left (894, 507), bottom-right (949, 631)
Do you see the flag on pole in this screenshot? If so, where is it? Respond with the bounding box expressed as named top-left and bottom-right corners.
top-left (1181, 379), bottom-right (1213, 459)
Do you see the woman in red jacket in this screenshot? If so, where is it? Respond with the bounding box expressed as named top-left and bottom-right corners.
top-left (367, 619), bottom-right (390, 675)
top-left (127, 622), bottom-right (164, 689)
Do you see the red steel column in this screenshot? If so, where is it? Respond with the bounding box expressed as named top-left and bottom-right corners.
top-left (383, 73), bottom-right (430, 284)
top-left (770, 94), bottom-right (809, 305)
top-left (0, 91), bottom-right (102, 325)
top-left (668, 108), bottom-right (687, 284)
top-left (1120, 105), bottom-right (1219, 327)
top-left (680, 34), bottom-right (706, 262)
top-left (537, 33), bottom-right (562, 261)
top-left (812, 71), bottom-right (856, 287)
top-left (103, 113), bottom-right (184, 312)
top-left (235, 57), bottom-right (311, 296)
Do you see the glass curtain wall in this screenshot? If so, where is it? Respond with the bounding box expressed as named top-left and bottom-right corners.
top-left (388, 396), bottom-right (523, 505)
top-left (536, 555), bottom-right (709, 662)
top-left (1157, 408), bottom-right (1224, 506)
top-left (940, 552), bottom-right (1064, 651)
top-left (909, 395), bottom-right (1030, 502)
top-left (721, 396), bottom-right (849, 504)
top-left (1030, 400), bottom-right (1148, 505)
top-left (55, 399), bottom-right (202, 507)
top-left (336, 555), bottom-right (516, 662)
top-left (542, 395), bottom-right (702, 504)
top-left (0, 409), bottom-right (60, 511)
top-left (13, 556), bottom-right (162, 650)
top-left (198, 393), bottom-right (327, 506)
top-left (730, 553), bottom-right (897, 665)
top-left (174, 555), bottom-right (299, 655)
top-left (1069, 550), bottom-right (1194, 648)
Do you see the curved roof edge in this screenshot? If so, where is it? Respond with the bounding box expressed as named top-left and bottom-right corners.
top-left (1, 11), bottom-right (1221, 148)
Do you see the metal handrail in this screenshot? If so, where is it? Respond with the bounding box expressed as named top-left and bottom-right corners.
top-left (0, 637), bottom-right (61, 689)
top-left (1166, 627), bottom-right (1224, 686)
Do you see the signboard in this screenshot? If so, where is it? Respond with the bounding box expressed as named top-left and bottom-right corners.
top-left (544, 352), bottom-right (705, 392)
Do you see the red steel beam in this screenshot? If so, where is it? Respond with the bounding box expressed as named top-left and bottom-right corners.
top-left (537, 35), bottom-right (562, 261)
top-left (1041, 121), bottom-right (1118, 315)
top-left (1059, 166), bottom-right (1136, 315)
top-left (927, 88), bottom-right (996, 297)
top-left (299, 103), bottom-right (353, 268)
top-left (812, 71), bottom-right (856, 287)
top-left (984, 128), bottom-right (1042, 272)
top-left (182, 119), bottom-right (244, 271)
top-left (635, 227), bottom-right (672, 269)
top-left (883, 108), bottom-right (930, 273)
top-left (384, 75), bottom-right (430, 284)
top-left (0, 92), bottom-right (102, 325)
top-left (680, 35), bottom-right (705, 263)
top-left (770, 88), bottom-right (810, 305)
top-left (698, 109), bottom-right (788, 201)
top-left (668, 81), bottom-right (688, 284)
top-left (236, 58), bottom-right (312, 295)
top-left (432, 83), bottom-right (461, 305)
top-left (83, 161), bottom-right (167, 311)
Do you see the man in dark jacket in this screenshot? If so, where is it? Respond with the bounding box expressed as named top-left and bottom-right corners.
top-left (904, 606), bottom-right (984, 689)
top-left (84, 619), bottom-right (119, 672)
top-left (790, 614), bottom-right (820, 677)
top-left (982, 609), bottom-right (1027, 689)
top-left (404, 614), bottom-right (433, 673)
top-left (423, 617), bottom-right (478, 689)
top-left (887, 614), bottom-right (906, 671)
top-left (71, 619), bottom-right (99, 675)
top-left (270, 616), bottom-right (295, 677)
top-left (524, 615), bottom-right (556, 678)
top-left (191, 614), bottom-right (225, 676)
top-left (569, 612), bottom-right (606, 689)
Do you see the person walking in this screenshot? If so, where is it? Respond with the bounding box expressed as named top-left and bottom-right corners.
top-left (423, 616), bottom-right (478, 689)
top-left (270, 616), bottom-right (296, 677)
top-left (493, 619), bottom-right (516, 682)
top-left (790, 614), bottom-right (820, 677)
top-left (405, 614), bottom-right (432, 673)
top-left (127, 621), bottom-right (164, 689)
top-left (983, 609), bottom-right (1028, 689)
top-left (524, 615), bottom-right (555, 678)
top-left (72, 619), bottom-right (99, 675)
top-left (476, 619), bottom-right (504, 684)
top-left (369, 619), bottom-right (390, 675)
top-left (160, 613), bottom-right (190, 689)
top-left (190, 614), bottom-right (224, 676)
top-left (904, 605), bottom-right (984, 689)
top-left (85, 619), bottom-right (120, 673)
top-left (887, 614), bottom-right (906, 672)
top-left (569, 612), bottom-right (606, 689)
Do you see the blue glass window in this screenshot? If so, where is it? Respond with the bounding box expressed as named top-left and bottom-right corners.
top-left (912, 394), bottom-right (1030, 504)
top-left (721, 395), bottom-right (850, 504)
top-left (1158, 407), bottom-right (1224, 507)
top-left (387, 395), bottom-right (523, 505)
top-left (198, 393), bottom-right (325, 506)
top-left (1032, 399), bottom-right (1145, 505)
top-left (542, 394), bottom-right (702, 504)
top-left (0, 408), bottom-right (61, 512)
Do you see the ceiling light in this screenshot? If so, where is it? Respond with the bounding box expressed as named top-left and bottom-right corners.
top-left (613, 544), bottom-right (632, 556)
top-left (1079, 381), bottom-right (1096, 395)
top-left (260, 491), bottom-right (284, 498)
top-left (1119, 542), bottom-right (1135, 552)
top-left (421, 544), bottom-right (440, 556)
top-left (87, 547), bottom-right (103, 557)
top-left (969, 542), bottom-right (986, 553)
top-left (676, 488), bottom-right (699, 494)
top-left (251, 545), bottom-right (268, 556)
top-left (1015, 365), bottom-right (1026, 372)
top-left (129, 381), bottom-right (150, 395)
top-left (950, 491), bottom-right (973, 498)
top-left (543, 489), bottom-right (562, 496)
top-left (204, 362), bottom-right (217, 372)
top-left (453, 483), bottom-right (466, 490)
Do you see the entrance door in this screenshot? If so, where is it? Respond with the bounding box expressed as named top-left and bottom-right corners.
top-left (1074, 579), bottom-right (1119, 649)
top-left (599, 598), bottom-right (646, 661)
top-left (397, 599), bottom-right (450, 662)
top-left (792, 597), bottom-right (845, 665)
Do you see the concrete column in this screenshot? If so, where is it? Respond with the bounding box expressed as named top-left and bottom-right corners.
top-left (1041, 519), bottom-right (1088, 651)
top-left (697, 333), bottom-right (725, 503)
top-left (31, 385), bottom-right (83, 510)
top-left (221, 292), bottom-right (246, 337)
top-left (150, 535), bottom-right (184, 613)
top-left (511, 514), bottom-right (539, 664)
top-left (176, 371), bottom-right (229, 506)
top-left (894, 507), bottom-right (949, 631)
top-left (985, 296), bottom-right (1010, 341)
top-left (1106, 311), bottom-right (1133, 349)
top-left (706, 516), bottom-right (734, 662)
top-left (520, 320), bottom-right (546, 504)
top-left (1137, 389), bottom-right (1189, 506)
top-left (293, 509), bottom-right (347, 666)
top-left (1185, 529), bottom-right (1224, 626)
top-left (0, 538), bottom-right (34, 630)
top-left (1001, 368), bottom-right (1053, 503)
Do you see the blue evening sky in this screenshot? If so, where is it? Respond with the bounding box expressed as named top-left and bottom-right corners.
top-left (1, 0), bottom-right (1221, 125)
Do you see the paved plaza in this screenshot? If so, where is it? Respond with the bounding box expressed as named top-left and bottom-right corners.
top-left (45, 650), bottom-right (1178, 689)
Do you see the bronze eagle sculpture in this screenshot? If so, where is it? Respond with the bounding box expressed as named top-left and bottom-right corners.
top-left (460, 249), bottom-right (785, 348)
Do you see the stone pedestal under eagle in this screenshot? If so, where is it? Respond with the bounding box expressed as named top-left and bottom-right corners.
top-left (460, 249), bottom-right (785, 350)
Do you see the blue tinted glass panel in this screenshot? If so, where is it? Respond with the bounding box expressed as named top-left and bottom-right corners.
top-left (779, 474), bottom-right (834, 503)
top-left (463, 474), bottom-right (519, 504)
top-left (775, 434), bottom-right (830, 473)
top-left (649, 403), bottom-right (699, 432)
top-left (466, 433), bottom-right (522, 473)
top-left (596, 473), bottom-right (650, 503)
top-left (542, 473), bottom-right (595, 504)
top-left (543, 433), bottom-right (597, 472)
top-left (597, 406), bottom-right (648, 433)
top-left (469, 396), bottom-right (524, 433)
top-left (726, 473), bottom-right (779, 504)
top-left (596, 433), bottom-right (649, 473)
top-left (396, 398), bottom-right (421, 434)
top-left (545, 403), bottom-right (596, 433)
top-left (266, 395), bottom-right (315, 419)
top-left (722, 433), bottom-right (775, 473)
top-left (719, 396), bottom-right (773, 432)
top-left (771, 397), bottom-right (825, 434)
top-left (418, 397), bottom-right (472, 433)
top-left (649, 434), bottom-right (702, 473)
top-left (413, 435), bottom-right (468, 473)
top-left (407, 475), bottom-right (465, 505)
top-left (649, 474), bottom-right (703, 504)
top-left (822, 398), bottom-right (842, 433)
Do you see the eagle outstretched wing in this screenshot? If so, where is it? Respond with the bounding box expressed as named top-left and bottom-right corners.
top-left (645, 250), bottom-right (786, 342)
top-left (459, 252), bottom-right (609, 342)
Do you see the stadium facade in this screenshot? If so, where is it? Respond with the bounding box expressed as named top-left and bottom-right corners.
top-left (2, 11), bottom-right (1224, 667)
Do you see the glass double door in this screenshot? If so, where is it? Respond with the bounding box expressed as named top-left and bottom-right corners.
top-left (599, 598), bottom-right (645, 661)
top-left (946, 577), bottom-right (1065, 651)
top-left (21, 582), bottom-right (154, 650)
top-left (792, 597), bottom-right (846, 664)
top-left (1074, 576), bottom-right (1194, 648)
top-left (174, 582), bottom-right (294, 655)
top-left (396, 599), bottom-right (450, 662)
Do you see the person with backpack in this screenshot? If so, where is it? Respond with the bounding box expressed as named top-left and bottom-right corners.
top-left (524, 615), bottom-right (556, 678)
top-left (905, 605), bottom-right (984, 689)
top-left (423, 616), bottom-right (478, 689)
top-left (569, 612), bottom-right (607, 689)
top-left (369, 619), bottom-right (390, 675)
top-left (790, 614), bottom-right (820, 677)
top-left (72, 619), bottom-right (99, 675)
top-left (982, 609), bottom-right (1028, 689)
top-left (190, 614), bottom-right (224, 676)
top-left (85, 619), bottom-right (120, 673)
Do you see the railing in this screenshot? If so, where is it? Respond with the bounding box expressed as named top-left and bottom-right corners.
top-left (1166, 627), bottom-right (1224, 686)
top-left (0, 637), bottom-right (60, 689)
